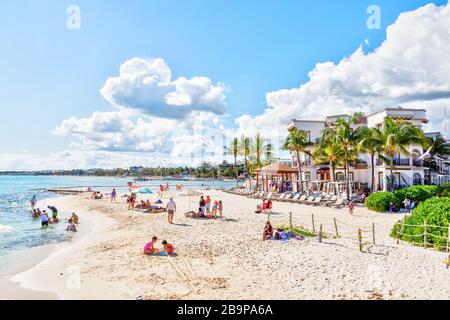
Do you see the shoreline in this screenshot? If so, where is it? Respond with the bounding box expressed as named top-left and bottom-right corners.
top-left (1, 195), bottom-right (103, 300)
top-left (10, 194), bottom-right (119, 299)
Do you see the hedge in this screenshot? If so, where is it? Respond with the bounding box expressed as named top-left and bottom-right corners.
top-left (365, 192), bottom-right (396, 212)
top-left (390, 197), bottom-right (450, 250)
top-left (437, 182), bottom-right (450, 198)
top-left (393, 185), bottom-right (439, 206)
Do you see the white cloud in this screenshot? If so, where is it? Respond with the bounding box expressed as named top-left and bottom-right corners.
top-left (236, 2), bottom-right (450, 139)
top-left (100, 57), bottom-right (227, 119)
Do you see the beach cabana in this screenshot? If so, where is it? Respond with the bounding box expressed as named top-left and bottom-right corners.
top-left (255, 163), bottom-right (299, 193)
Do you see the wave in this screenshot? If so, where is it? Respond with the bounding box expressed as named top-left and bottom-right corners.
top-left (0, 224), bottom-right (13, 233)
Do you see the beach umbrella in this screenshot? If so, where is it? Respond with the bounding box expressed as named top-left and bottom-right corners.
top-left (137, 187), bottom-right (153, 194)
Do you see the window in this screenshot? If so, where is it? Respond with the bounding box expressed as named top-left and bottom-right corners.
top-left (304, 172), bottom-right (311, 181)
top-left (336, 172), bottom-right (345, 181)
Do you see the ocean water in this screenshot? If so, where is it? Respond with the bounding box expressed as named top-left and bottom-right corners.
top-left (0, 175), bottom-right (234, 272)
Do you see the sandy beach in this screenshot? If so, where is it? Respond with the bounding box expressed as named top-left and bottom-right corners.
top-left (10, 190), bottom-right (450, 300)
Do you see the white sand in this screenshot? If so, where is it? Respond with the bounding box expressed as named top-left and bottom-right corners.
top-left (11, 191), bottom-right (450, 300)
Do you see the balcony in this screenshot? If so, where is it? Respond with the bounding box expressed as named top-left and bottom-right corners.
top-left (376, 158), bottom-right (411, 166)
top-left (412, 160), bottom-right (424, 167)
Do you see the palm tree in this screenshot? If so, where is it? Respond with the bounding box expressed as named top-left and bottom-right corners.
top-left (282, 128), bottom-right (314, 193)
top-left (312, 139), bottom-right (343, 182)
top-left (239, 135), bottom-right (251, 172)
top-left (423, 136), bottom-right (450, 184)
top-left (321, 116), bottom-right (362, 200)
top-left (226, 137), bottom-right (240, 186)
top-left (358, 127), bottom-right (383, 193)
top-left (378, 117), bottom-right (428, 191)
top-left (252, 133), bottom-right (273, 169)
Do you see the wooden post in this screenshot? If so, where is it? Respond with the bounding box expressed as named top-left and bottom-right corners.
top-left (358, 228), bottom-right (363, 252)
top-left (312, 214), bottom-right (316, 233)
top-left (317, 224), bottom-right (323, 243)
top-left (333, 217), bottom-right (339, 237)
top-left (372, 222), bottom-right (376, 245)
top-left (447, 224), bottom-right (450, 254)
top-left (424, 219), bottom-right (427, 249)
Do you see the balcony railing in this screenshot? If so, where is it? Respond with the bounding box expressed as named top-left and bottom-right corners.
top-left (376, 158), bottom-right (411, 166)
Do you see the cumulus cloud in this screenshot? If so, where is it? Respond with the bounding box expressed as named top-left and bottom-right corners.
top-left (237, 2), bottom-right (450, 139)
top-left (100, 57), bottom-right (227, 119)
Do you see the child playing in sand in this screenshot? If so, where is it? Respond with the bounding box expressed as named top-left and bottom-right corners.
top-left (111, 189), bottom-right (117, 203)
top-left (162, 240), bottom-right (175, 256)
top-left (144, 236), bottom-right (159, 255)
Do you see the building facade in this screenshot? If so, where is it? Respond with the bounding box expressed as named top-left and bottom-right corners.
top-left (287, 107), bottom-right (449, 192)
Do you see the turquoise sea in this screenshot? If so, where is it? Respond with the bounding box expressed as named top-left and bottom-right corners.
top-left (0, 175), bottom-right (234, 272)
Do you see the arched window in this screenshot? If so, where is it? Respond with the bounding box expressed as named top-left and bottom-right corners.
top-left (413, 173), bottom-right (422, 185)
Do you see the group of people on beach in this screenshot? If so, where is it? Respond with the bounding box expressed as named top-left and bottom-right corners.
top-left (255, 198), bottom-right (273, 214)
top-left (198, 195), bottom-right (223, 219)
top-left (30, 196), bottom-right (79, 232)
top-left (144, 236), bottom-right (176, 256)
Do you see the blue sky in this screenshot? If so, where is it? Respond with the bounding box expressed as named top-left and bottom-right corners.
top-left (0, 0), bottom-right (448, 169)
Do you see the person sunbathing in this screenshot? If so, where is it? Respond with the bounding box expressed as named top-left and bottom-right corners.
top-left (144, 236), bottom-right (159, 255)
top-left (162, 240), bottom-right (175, 256)
top-left (263, 221), bottom-right (273, 241)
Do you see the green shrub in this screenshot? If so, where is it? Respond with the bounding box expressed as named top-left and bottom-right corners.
top-left (390, 197), bottom-right (450, 250)
top-left (437, 183), bottom-right (450, 198)
top-left (365, 192), bottom-right (396, 212)
top-left (393, 185), bottom-right (438, 206)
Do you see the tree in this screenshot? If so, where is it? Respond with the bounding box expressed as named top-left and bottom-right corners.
top-left (358, 127), bottom-right (383, 193)
top-left (282, 128), bottom-right (314, 192)
top-left (423, 136), bottom-right (450, 184)
top-left (226, 137), bottom-right (240, 186)
top-left (251, 133), bottom-right (273, 169)
top-left (321, 116), bottom-right (362, 200)
top-left (312, 139), bottom-right (343, 182)
top-left (377, 117), bottom-right (428, 191)
top-left (239, 135), bottom-right (251, 173)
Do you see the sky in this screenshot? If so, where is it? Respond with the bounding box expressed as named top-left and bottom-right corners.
top-left (0, 0), bottom-right (449, 170)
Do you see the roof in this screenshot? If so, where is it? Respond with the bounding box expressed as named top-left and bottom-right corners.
top-left (255, 163), bottom-right (298, 174)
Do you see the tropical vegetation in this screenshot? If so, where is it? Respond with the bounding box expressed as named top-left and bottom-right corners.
top-left (390, 197), bottom-right (450, 250)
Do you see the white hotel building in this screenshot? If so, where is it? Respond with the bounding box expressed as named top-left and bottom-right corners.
top-left (287, 107), bottom-right (450, 192)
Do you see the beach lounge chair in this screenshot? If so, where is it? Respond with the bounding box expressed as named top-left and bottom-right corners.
top-left (293, 195), bottom-right (307, 204)
top-left (331, 198), bottom-right (345, 209)
top-left (279, 193), bottom-right (294, 202)
top-left (311, 197), bottom-right (323, 206)
top-left (286, 193), bottom-right (301, 203)
top-left (275, 193), bottom-right (289, 201)
top-left (303, 196), bottom-right (315, 205)
top-left (323, 195), bottom-right (337, 206)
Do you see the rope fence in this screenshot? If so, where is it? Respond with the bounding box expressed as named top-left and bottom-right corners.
top-left (267, 211), bottom-right (450, 268)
